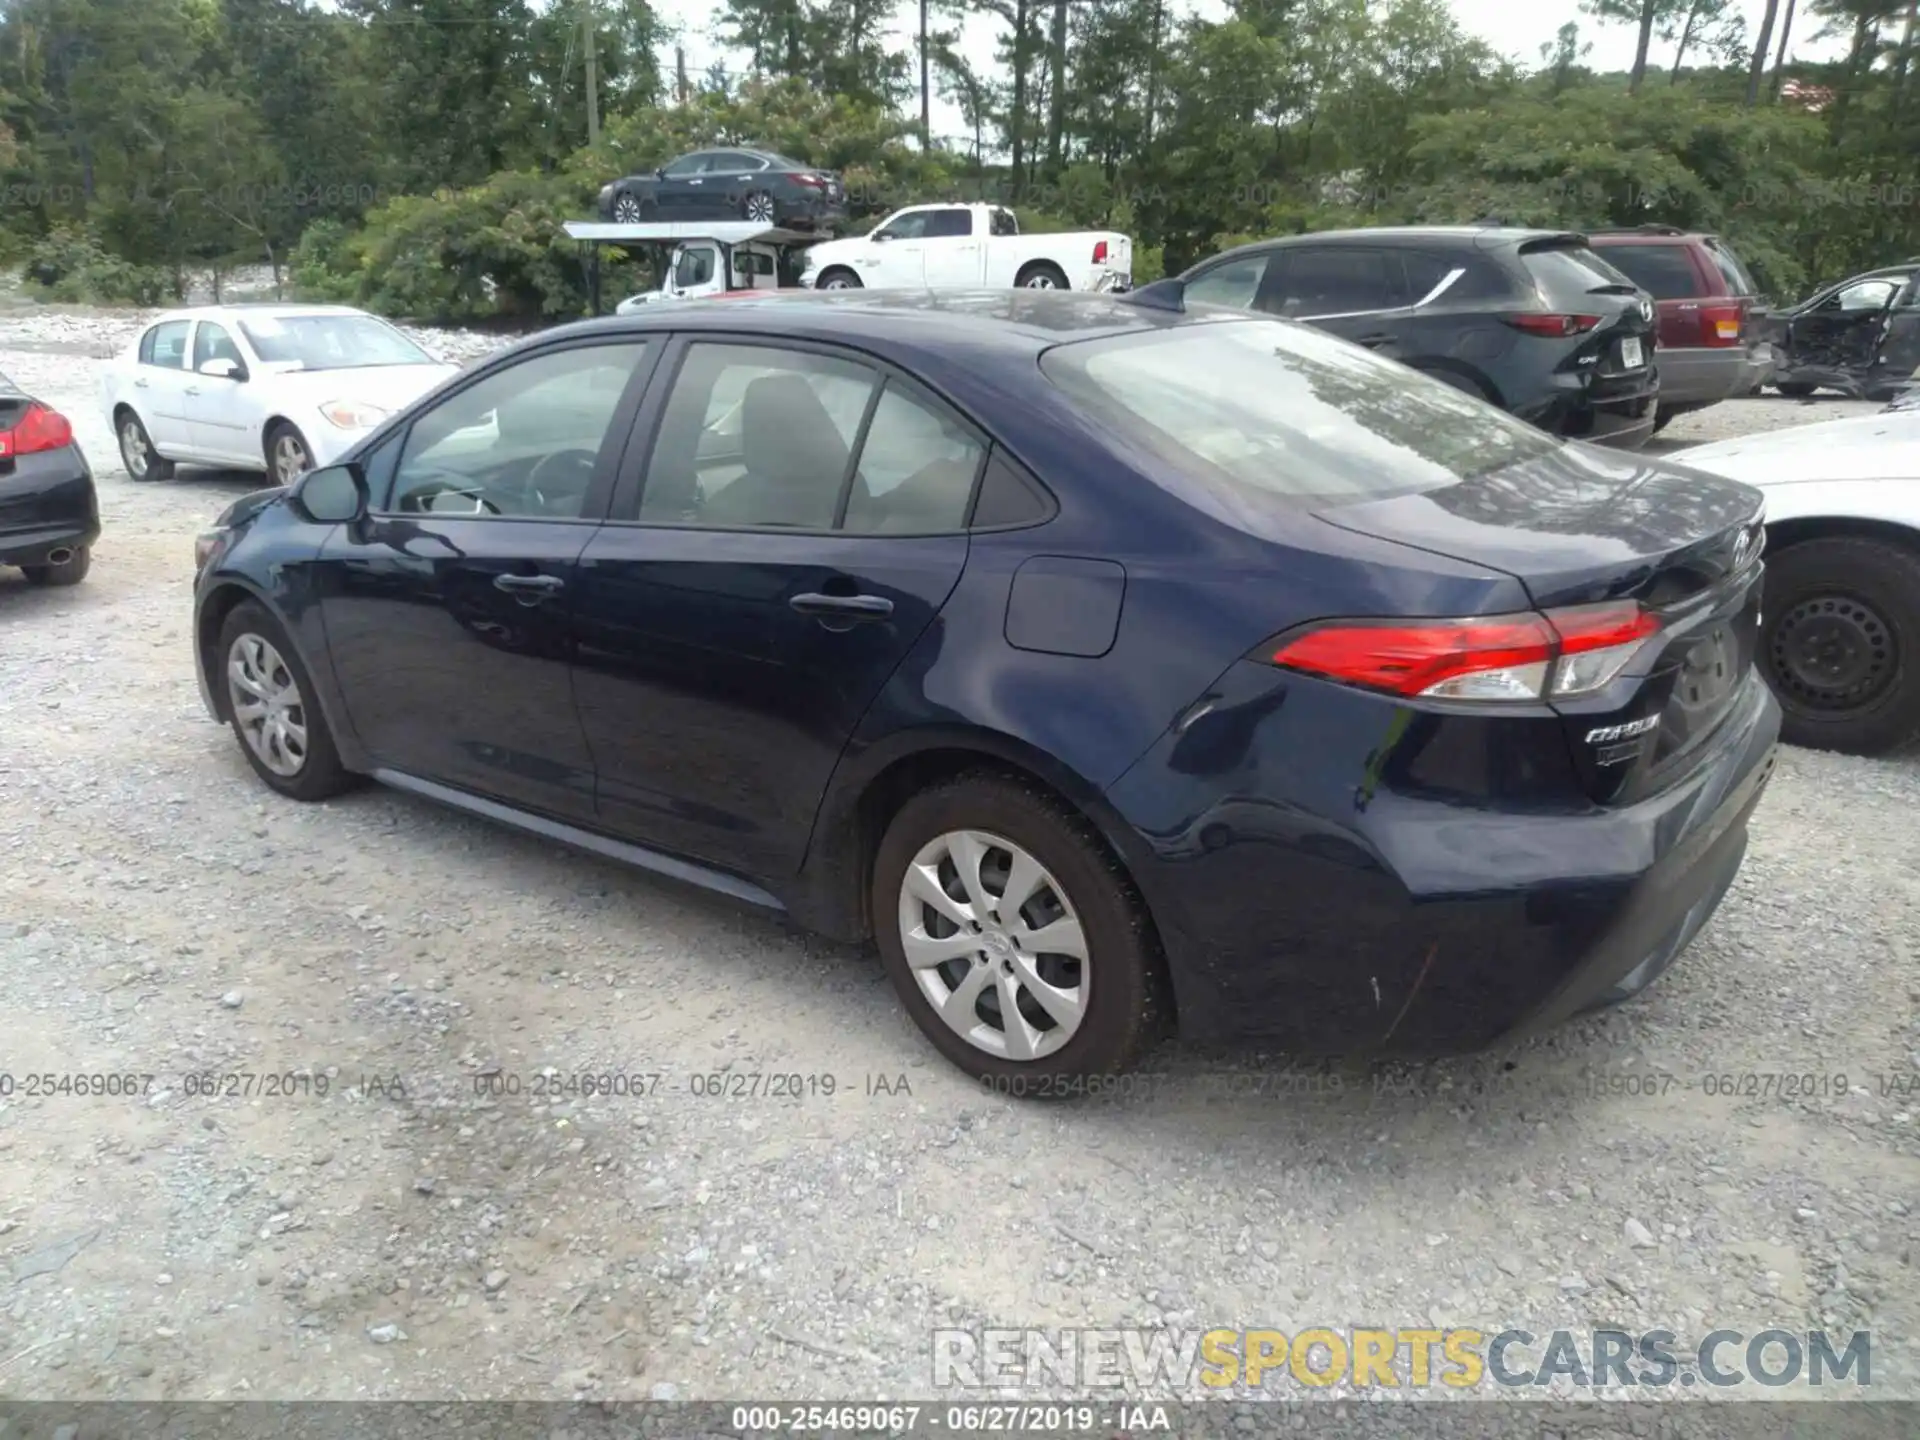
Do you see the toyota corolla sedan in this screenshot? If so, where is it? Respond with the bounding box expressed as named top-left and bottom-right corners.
top-left (189, 288), bottom-right (1779, 1087)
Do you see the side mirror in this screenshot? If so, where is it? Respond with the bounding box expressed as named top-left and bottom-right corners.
top-left (289, 462), bottom-right (368, 523)
top-left (871, 230), bottom-right (891, 243)
top-left (199, 358), bottom-right (245, 380)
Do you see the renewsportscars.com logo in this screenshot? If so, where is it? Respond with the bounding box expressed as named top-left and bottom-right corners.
top-left (931, 1327), bottom-right (1872, 1391)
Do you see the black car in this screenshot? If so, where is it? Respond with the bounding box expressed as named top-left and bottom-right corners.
top-left (1177, 226), bottom-right (1662, 449)
top-left (598, 148), bottom-right (847, 230)
top-left (1765, 261), bottom-right (1920, 401)
top-left (0, 375), bottom-right (97, 587)
top-left (190, 290), bottom-right (1777, 1086)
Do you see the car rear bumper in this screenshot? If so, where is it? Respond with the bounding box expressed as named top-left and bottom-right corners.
top-left (0, 449), bottom-right (100, 567)
top-left (1655, 346), bottom-right (1774, 407)
top-left (1103, 662), bottom-right (1780, 1055)
top-left (1520, 367), bottom-right (1659, 449)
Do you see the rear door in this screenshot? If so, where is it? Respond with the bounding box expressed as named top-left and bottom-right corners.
top-left (704, 150), bottom-right (766, 217)
top-left (570, 336), bottom-right (983, 877)
top-left (919, 207), bottom-right (984, 286)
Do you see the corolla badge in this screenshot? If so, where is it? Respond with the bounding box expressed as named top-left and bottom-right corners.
top-left (1586, 715), bottom-right (1661, 745)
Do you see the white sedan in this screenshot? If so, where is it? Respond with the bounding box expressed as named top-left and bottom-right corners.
top-left (98, 304), bottom-right (460, 486)
top-left (1676, 407), bottom-right (1920, 755)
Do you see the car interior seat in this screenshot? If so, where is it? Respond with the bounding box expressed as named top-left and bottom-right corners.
top-left (701, 373), bottom-right (855, 528)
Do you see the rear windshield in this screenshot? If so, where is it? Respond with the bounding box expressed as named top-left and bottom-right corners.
top-left (1594, 243), bottom-right (1699, 299)
top-left (1521, 243), bottom-right (1640, 299)
top-left (1704, 239), bottom-right (1758, 296)
top-left (1039, 318), bottom-right (1561, 507)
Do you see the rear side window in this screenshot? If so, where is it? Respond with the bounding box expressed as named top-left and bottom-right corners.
top-left (1521, 243), bottom-right (1638, 301)
top-left (1040, 318), bottom-right (1560, 508)
top-left (922, 208), bottom-right (974, 238)
top-left (1592, 244), bottom-right (1700, 299)
top-left (1703, 240), bottom-right (1758, 297)
top-left (142, 321), bottom-right (190, 369)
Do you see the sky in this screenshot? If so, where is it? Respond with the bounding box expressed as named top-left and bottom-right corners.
top-left (646, 0), bottom-right (1851, 152)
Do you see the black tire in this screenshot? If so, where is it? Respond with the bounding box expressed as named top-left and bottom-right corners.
top-left (815, 266), bottom-right (862, 290)
top-left (1760, 537), bottom-right (1920, 756)
top-left (21, 544), bottom-right (90, 586)
top-left (215, 600), bottom-right (357, 800)
top-left (871, 772), bottom-right (1169, 1089)
top-left (1652, 408), bottom-right (1674, 434)
top-left (610, 190), bottom-right (646, 224)
top-left (115, 408), bottom-right (172, 483)
top-left (1773, 381), bottom-right (1817, 398)
top-left (1015, 261), bottom-right (1070, 290)
top-left (264, 421), bottom-right (314, 488)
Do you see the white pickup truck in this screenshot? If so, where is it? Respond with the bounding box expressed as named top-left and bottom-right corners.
top-left (798, 203), bottom-right (1133, 293)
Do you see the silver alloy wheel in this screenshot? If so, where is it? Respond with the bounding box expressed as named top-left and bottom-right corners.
top-left (272, 432), bottom-right (310, 486)
top-left (745, 192), bottom-right (776, 224)
top-left (613, 193), bottom-right (643, 222)
top-left (1021, 271), bottom-right (1061, 289)
top-left (226, 633), bottom-right (308, 778)
top-left (897, 829), bottom-right (1089, 1061)
top-left (822, 275), bottom-right (856, 290)
top-left (119, 417), bottom-right (151, 477)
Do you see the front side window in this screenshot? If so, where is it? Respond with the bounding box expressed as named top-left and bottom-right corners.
top-left (876, 212), bottom-right (929, 242)
top-left (1041, 318), bottom-right (1560, 509)
top-left (143, 320), bottom-right (190, 369)
top-left (193, 322), bottom-right (243, 371)
top-left (675, 246), bottom-right (717, 289)
top-left (237, 313), bottom-right (431, 371)
top-left (661, 153), bottom-right (710, 177)
top-left (1831, 278), bottom-right (1899, 311)
top-left (385, 343), bottom-right (649, 519)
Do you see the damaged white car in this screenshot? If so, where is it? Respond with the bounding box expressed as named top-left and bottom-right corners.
top-left (1677, 408), bottom-right (1920, 755)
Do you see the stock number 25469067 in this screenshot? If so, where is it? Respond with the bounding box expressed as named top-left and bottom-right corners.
top-left (472, 1071), bottom-right (662, 1098)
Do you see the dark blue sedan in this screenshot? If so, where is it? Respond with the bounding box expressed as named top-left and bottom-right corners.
top-left (190, 288), bottom-right (1780, 1086)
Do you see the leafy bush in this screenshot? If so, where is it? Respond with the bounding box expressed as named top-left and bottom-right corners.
top-left (22, 227), bottom-right (171, 305)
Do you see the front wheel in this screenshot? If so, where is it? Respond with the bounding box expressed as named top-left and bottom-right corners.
top-left (217, 601), bottom-right (357, 800)
top-left (1760, 537), bottom-right (1920, 755)
top-left (265, 422), bottom-right (313, 487)
top-left (872, 773), bottom-right (1168, 1088)
top-left (816, 267), bottom-right (862, 290)
top-left (611, 191), bottom-right (645, 224)
top-left (1015, 261), bottom-right (1069, 290)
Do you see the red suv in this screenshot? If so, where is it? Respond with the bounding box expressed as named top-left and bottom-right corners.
top-left (1587, 227), bottom-right (1776, 430)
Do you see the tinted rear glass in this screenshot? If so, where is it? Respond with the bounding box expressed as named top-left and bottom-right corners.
top-left (1522, 243), bottom-right (1639, 299)
top-left (1040, 318), bottom-right (1561, 508)
top-left (1593, 244), bottom-right (1699, 299)
top-left (1703, 239), bottom-right (1758, 296)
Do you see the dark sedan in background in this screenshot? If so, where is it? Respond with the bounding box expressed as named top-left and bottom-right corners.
top-left (598, 148), bottom-right (848, 230)
top-left (1176, 226), bottom-right (1662, 448)
top-left (189, 290), bottom-right (1776, 1087)
top-left (0, 375), bottom-right (97, 587)
top-left (1763, 260), bottom-right (1920, 400)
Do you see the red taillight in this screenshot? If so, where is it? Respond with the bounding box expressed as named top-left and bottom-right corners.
top-left (1093, 240), bottom-right (1109, 264)
top-left (1700, 302), bottom-right (1744, 346)
top-left (1263, 602), bottom-right (1661, 703)
top-left (792, 173), bottom-right (826, 189)
top-left (0, 402), bottom-right (73, 458)
top-left (1503, 313), bottom-right (1601, 338)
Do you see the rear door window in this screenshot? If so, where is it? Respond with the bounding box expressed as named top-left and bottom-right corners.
top-left (1270, 247), bottom-right (1406, 317)
top-left (1592, 244), bottom-right (1700, 299)
top-left (1703, 240), bottom-right (1759, 297)
top-left (921, 208), bottom-right (974, 238)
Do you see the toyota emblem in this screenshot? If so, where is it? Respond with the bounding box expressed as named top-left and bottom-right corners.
top-left (1639, 298), bottom-right (1653, 323)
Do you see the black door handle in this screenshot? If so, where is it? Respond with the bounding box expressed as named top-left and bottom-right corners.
top-left (790, 591), bottom-right (893, 620)
top-left (494, 573), bottom-right (565, 597)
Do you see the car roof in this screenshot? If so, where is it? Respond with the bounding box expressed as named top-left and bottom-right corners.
top-left (143, 303), bottom-right (365, 325)
top-left (1189, 226), bottom-right (1580, 271)
top-left (493, 289), bottom-right (1222, 363)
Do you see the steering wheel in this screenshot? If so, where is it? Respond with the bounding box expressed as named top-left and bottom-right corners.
top-left (526, 449), bottom-right (598, 514)
top-left (407, 475), bottom-right (504, 515)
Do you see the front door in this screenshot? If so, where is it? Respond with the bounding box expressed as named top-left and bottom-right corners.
top-left (311, 338), bottom-right (658, 822)
top-left (862, 211), bottom-right (929, 287)
top-left (570, 336), bottom-right (985, 878)
top-left (1262, 246), bottom-right (1413, 354)
top-left (1789, 275), bottom-right (1903, 372)
top-left (668, 242), bottom-right (721, 299)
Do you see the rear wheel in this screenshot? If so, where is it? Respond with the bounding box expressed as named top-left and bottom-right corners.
top-left (217, 601), bottom-right (356, 800)
top-left (816, 267), bottom-right (862, 290)
top-left (1760, 537), bottom-right (1920, 755)
top-left (21, 545), bottom-right (90, 587)
top-left (117, 409), bottom-right (172, 482)
top-left (741, 191), bottom-right (776, 225)
top-left (1015, 261), bottom-right (1069, 290)
top-left (872, 773), bottom-right (1168, 1088)
top-left (1773, 381), bottom-right (1817, 398)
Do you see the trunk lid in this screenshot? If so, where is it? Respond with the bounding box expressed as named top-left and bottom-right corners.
top-left (1317, 445), bottom-right (1767, 802)
top-left (1517, 236), bottom-right (1658, 380)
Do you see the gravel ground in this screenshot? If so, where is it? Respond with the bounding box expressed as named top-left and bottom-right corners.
top-left (2, 307), bottom-right (1917, 1412)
